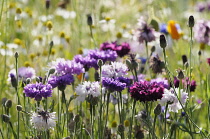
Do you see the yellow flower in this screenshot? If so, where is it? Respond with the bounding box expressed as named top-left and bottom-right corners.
top-left (167, 20), bottom-right (181, 40)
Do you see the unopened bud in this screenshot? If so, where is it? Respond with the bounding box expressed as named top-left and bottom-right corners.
top-left (10, 73), bottom-right (17, 88)
top-left (46, 0), bottom-right (50, 9)
top-left (2, 114), bottom-right (10, 123)
top-left (5, 100), bottom-right (12, 108)
top-left (182, 55), bottom-right (188, 66)
top-left (118, 124), bottom-right (125, 133)
top-left (1, 98), bottom-right (7, 107)
top-left (177, 69), bottom-right (184, 80)
top-left (16, 105), bottom-right (22, 111)
top-left (50, 41), bottom-right (54, 47)
top-left (87, 14), bottom-right (93, 26)
top-left (159, 34), bottom-right (167, 49)
top-left (14, 52), bottom-right (19, 58)
top-left (151, 46), bottom-right (156, 53)
top-left (26, 78), bottom-right (31, 84)
top-left (97, 59), bottom-right (103, 67)
top-left (74, 114), bottom-right (80, 123)
top-left (154, 104), bottom-right (161, 115)
top-left (198, 50), bottom-right (201, 56)
top-left (188, 15), bottom-right (194, 28)
top-left (48, 68), bottom-right (55, 75)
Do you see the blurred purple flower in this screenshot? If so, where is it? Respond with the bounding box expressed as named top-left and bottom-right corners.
top-left (194, 20), bottom-right (210, 45)
top-left (100, 42), bottom-right (116, 51)
top-left (207, 58), bottom-right (210, 66)
top-left (151, 78), bottom-right (169, 89)
top-left (74, 55), bottom-right (97, 70)
top-left (159, 23), bottom-right (168, 34)
top-left (129, 81), bottom-right (164, 102)
top-left (115, 42), bottom-right (131, 57)
top-left (24, 83), bottom-right (53, 101)
top-left (102, 77), bottom-right (126, 92)
top-left (48, 74), bottom-right (74, 91)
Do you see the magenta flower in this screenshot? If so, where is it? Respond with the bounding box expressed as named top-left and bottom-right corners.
top-left (129, 81), bottom-right (164, 102)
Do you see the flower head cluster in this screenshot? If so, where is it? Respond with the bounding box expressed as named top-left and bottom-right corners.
top-left (136, 17), bottom-right (156, 43)
top-left (100, 42), bottom-right (131, 57)
top-left (31, 108), bottom-right (56, 131)
top-left (51, 58), bottom-right (84, 75)
top-left (74, 49), bottom-right (117, 70)
top-left (129, 81), bottom-right (164, 102)
top-left (159, 88), bottom-right (188, 113)
top-left (24, 83), bottom-right (53, 101)
top-left (194, 20), bottom-right (210, 45)
top-left (102, 62), bottom-right (128, 78)
top-left (75, 81), bottom-right (102, 102)
top-left (48, 74), bottom-right (74, 91)
top-left (101, 62), bottom-right (129, 92)
top-left (8, 67), bottom-right (36, 82)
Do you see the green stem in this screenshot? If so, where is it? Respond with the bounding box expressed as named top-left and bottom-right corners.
top-left (164, 103), bottom-right (168, 139)
top-left (128, 100), bottom-right (136, 139)
top-left (0, 0), bottom-right (4, 22)
top-left (9, 122), bottom-right (17, 139)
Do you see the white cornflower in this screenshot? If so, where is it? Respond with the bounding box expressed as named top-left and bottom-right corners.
top-left (102, 62), bottom-right (128, 78)
top-left (75, 81), bottom-right (101, 102)
top-left (159, 88), bottom-right (188, 113)
top-left (31, 109), bottom-right (56, 131)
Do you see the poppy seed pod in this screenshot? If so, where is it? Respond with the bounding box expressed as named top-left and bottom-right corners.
top-left (160, 34), bottom-right (167, 49)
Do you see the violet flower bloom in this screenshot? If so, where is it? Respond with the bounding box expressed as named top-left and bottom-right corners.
top-left (74, 55), bottom-right (97, 71)
top-left (194, 20), bottom-right (210, 45)
top-left (196, 2), bottom-right (206, 12)
top-left (102, 77), bottom-right (126, 92)
top-left (115, 42), bottom-right (131, 57)
top-left (137, 18), bottom-right (156, 43)
top-left (150, 78), bottom-right (169, 89)
top-left (100, 42), bottom-right (117, 51)
top-left (24, 83), bottom-right (53, 101)
top-left (48, 74), bottom-right (74, 91)
top-left (51, 58), bottom-right (85, 75)
top-left (8, 67), bottom-right (36, 82)
top-left (173, 77), bottom-right (197, 92)
top-left (129, 81), bottom-right (164, 102)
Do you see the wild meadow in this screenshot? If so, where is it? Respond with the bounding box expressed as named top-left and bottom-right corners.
top-left (0, 0), bottom-right (210, 138)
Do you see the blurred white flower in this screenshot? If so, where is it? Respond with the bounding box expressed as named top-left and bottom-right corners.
top-left (99, 18), bottom-right (116, 32)
top-left (159, 88), bottom-right (188, 113)
top-left (55, 8), bottom-right (76, 19)
top-left (31, 109), bottom-right (56, 131)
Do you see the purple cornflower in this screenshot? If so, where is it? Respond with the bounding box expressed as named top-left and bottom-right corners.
top-left (74, 55), bottom-right (97, 71)
top-left (115, 42), bottom-right (131, 57)
top-left (196, 2), bottom-right (206, 12)
top-left (24, 83), bottom-right (53, 101)
top-left (173, 77), bottom-right (197, 92)
top-left (129, 81), bottom-right (164, 102)
top-left (159, 23), bottom-right (168, 34)
top-left (48, 74), bottom-right (74, 91)
top-left (194, 20), bottom-right (210, 45)
top-left (100, 42), bottom-right (116, 51)
top-left (116, 77), bottom-right (131, 87)
top-left (150, 78), bottom-right (169, 89)
top-left (136, 18), bottom-right (156, 43)
top-left (51, 58), bottom-right (84, 75)
top-left (102, 77), bottom-right (126, 92)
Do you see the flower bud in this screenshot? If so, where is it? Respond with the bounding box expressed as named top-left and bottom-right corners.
top-left (2, 114), bottom-right (10, 123)
top-left (159, 34), bottom-right (167, 49)
top-left (50, 41), bottom-right (54, 47)
top-left (1, 98), bottom-right (7, 107)
top-left (10, 73), bottom-right (17, 89)
top-left (15, 52), bottom-right (19, 59)
top-left (46, 0), bottom-right (50, 9)
top-left (151, 46), bottom-right (156, 53)
top-left (198, 50), bottom-right (201, 56)
top-left (5, 100), bottom-right (12, 108)
top-left (97, 59), bottom-right (103, 67)
top-left (177, 69), bottom-right (184, 80)
top-left (26, 78), bottom-right (31, 84)
top-left (48, 68), bottom-right (55, 75)
top-left (135, 130), bottom-right (144, 139)
top-left (16, 105), bottom-right (23, 111)
top-left (87, 14), bottom-right (93, 26)
top-left (118, 124), bottom-right (125, 133)
top-left (182, 55), bottom-right (188, 66)
top-left (188, 15), bottom-right (194, 28)
top-left (74, 114), bottom-right (80, 123)
top-left (154, 104), bottom-right (161, 115)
